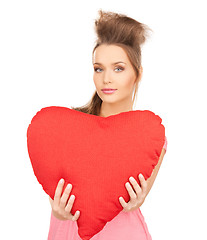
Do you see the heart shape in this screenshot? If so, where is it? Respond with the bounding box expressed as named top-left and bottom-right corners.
top-left (26, 106), bottom-right (165, 240)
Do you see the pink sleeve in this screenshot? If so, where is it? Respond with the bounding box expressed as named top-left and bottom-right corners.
top-left (48, 209), bottom-right (152, 240)
top-left (163, 136), bottom-right (167, 152)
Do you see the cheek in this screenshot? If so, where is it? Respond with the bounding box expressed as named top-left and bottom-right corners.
top-left (93, 77), bottom-right (103, 95)
top-left (118, 75), bottom-right (135, 90)
top-left (93, 76), bottom-right (99, 88)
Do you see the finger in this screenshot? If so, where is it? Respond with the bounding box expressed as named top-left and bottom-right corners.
top-left (119, 196), bottom-right (128, 209)
top-left (53, 178), bottom-right (65, 206)
top-left (59, 183), bottom-right (73, 209)
top-left (49, 196), bottom-right (53, 206)
top-left (139, 174), bottom-right (148, 195)
top-left (125, 182), bottom-right (137, 201)
top-left (129, 176), bottom-right (142, 196)
top-left (65, 194), bottom-right (76, 214)
top-left (72, 210), bottom-right (80, 221)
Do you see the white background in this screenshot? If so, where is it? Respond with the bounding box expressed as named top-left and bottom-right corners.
top-left (0, 0), bottom-right (206, 239)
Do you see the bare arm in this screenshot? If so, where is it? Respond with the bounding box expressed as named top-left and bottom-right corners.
top-left (145, 147), bottom-right (166, 197)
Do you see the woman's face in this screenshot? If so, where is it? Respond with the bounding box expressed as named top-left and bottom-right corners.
top-left (92, 44), bottom-right (140, 105)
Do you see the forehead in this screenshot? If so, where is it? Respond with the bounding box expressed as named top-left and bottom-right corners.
top-left (93, 44), bottom-right (129, 64)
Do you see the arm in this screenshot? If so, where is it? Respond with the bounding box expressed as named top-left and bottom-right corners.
top-left (145, 147), bottom-right (166, 198)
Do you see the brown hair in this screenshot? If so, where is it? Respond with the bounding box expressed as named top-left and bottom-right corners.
top-left (71, 9), bottom-right (152, 116)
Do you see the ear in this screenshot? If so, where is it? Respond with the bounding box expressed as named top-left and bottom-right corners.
top-left (138, 65), bottom-right (143, 80)
top-left (134, 66), bottom-right (143, 85)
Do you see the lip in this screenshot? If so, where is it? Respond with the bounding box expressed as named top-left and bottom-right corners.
top-left (101, 89), bottom-right (117, 94)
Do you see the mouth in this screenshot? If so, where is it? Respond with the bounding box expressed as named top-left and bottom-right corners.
top-left (101, 89), bottom-right (117, 94)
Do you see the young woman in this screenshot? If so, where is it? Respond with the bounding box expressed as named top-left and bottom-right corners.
top-left (48, 10), bottom-right (167, 240)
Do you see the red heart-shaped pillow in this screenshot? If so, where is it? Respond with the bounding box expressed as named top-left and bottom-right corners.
top-left (26, 106), bottom-right (165, 240)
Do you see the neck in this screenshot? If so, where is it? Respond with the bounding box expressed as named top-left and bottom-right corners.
top-left (99, 100), bottom-right (134, 118)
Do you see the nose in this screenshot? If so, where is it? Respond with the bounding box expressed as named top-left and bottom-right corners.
top-left (103, 69), bottom-right (112, 84)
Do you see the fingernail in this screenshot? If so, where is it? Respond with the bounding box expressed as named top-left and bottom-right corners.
top-left (60, 178), bottom-right (64, 184)
top-left (66, 183), bottom-right (72, 190)
top-left (139, 174), bottom-right (143, 178)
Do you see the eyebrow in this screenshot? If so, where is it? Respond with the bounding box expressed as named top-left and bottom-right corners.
top-left (93, 61), bottom-right (126, 65)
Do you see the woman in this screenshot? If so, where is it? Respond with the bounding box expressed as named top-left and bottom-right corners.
top-left (48, 9), bottom-right (167, 240)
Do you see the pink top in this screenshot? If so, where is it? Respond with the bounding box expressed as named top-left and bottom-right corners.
top-left (48, 136), bottom-right (168, 240)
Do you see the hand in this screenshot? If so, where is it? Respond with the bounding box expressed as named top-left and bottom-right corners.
top-left (119, 174), bottom-right (148, 212)
top-left (49, 178), bottom-right (80, 221)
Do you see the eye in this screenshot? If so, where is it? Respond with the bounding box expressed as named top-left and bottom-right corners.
top-left (94, 68), bottom-right (102, 72)
top-left (94, 66), bottom-right (124, 73)
top-left (115, 67), bottom-right (124, 72)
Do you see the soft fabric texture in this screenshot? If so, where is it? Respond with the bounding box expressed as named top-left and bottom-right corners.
top-left (47, 137), bottom-right (167, 240)
top-left (48, 208), bottom-right (152, 240)
top-left (47, 136), bottom-right (167, 240)
top-left (27, 106), bottom-right (165, 240)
